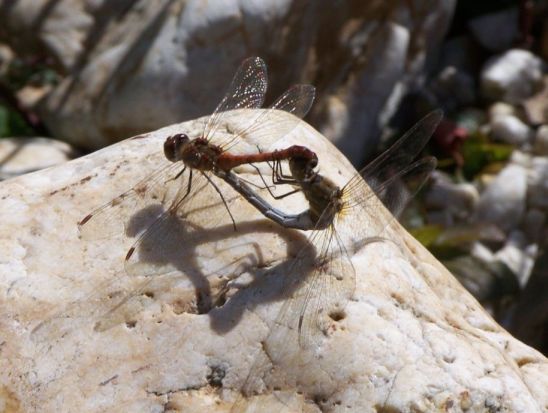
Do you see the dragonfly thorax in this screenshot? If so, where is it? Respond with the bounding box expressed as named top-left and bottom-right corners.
top-left (288, 155), bottom-right (343, 229)
top-left (303, 175), bottom-right (342, 229)
top-left (165, 134), bottom-right (222, 171)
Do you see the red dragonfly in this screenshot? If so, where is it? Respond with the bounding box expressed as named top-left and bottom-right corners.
top-left (32, 57), bottom-right (316, 339)
top-left (78, 56), bottom-right (316, 278)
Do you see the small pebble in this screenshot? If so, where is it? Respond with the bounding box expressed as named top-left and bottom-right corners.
top-left (533, 124), bottom-right (548, 155)
top-left (474, 164), bottom-right (527, 233)
top-left (481, 49), bottom-right (544, 104)
top-left (487, 102), bottom-right (515, 122)
top-left (490, 115), bottom-right (533, 146)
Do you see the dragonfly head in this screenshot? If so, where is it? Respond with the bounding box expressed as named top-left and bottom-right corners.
top-left (289, 155), bottom-right (317, 183)
top-left (164, 133), bottom-right (190, 162)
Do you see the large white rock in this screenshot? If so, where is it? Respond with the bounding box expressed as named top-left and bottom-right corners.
top-left (1, 112), bottom-right (546, 412)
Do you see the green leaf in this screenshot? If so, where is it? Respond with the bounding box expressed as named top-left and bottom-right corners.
top-left (409, 225), bottom-right (443, 248)
top-left (0, 105), bottom-right (35, 137)
top-left (461, 135), bottom-right (513, 178)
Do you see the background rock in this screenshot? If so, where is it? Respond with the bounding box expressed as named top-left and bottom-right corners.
top-left (474, 164), bottom-right (527, 233)
top-left (534, 124), bottom-right (548, 155)
top-left (0, 137), bottom-right (75, 180)
top-left (527, 156), bottom-right (548, 211)
top-left (480, 49), bottom-right (545, 104)
top-left (488, 101), bottom-right (516, 121)
top-left (490, 114), bottom-right (533, 146)
top-left (468, 7), bottom-right (518, 52)
top-left (523, 75), bottom-right (548, 125)
top-left (0, 0), bottom-right (455, 164)
top-left (1, 113), bottom-right (546, 412)
top-left (424, 171), bottom-right (479, 220)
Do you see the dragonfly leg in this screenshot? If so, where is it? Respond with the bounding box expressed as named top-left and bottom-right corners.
top-left (201, 171), bottom-right (237, 231)
top-left (262, 159), bottom-right (301, 200)
top-left (245, 163), bottom-right (276, 192)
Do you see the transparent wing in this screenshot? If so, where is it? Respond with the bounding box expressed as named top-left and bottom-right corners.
top-left (338, 157), bottom-right (437, 248)
top-left (221, 84), bottom-right (316, 153)
top-left (230, 113), bottom-right (441, 410)
top-left (30, 268), bottom-right (148, 345)
top-left (30, 267), bottom-right (200, 346)
top-left (340, 110), bottom-right (442, 239)
top-left (294, 224), bottom-right (355, 350)
top-left (203, 57), bottom-right (268, 144)
top-left (231, 222), bottom-right (355, 410)
top-left (367, 156), bottom-right (438, 218)
top-left (78, 160), bottom-right (184, 240)
top-left (123, 171), bottom-right (211, 278)
top-left (344, 109), bottom-right (442, 198)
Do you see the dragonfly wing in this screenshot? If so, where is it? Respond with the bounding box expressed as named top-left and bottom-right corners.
top-left (368, 156), bottom-right (438, 219)
top-left (123, 170), bottom-right (212, 278)
top-left (232, 226), bottom-right (355, 409)
top-left (223, 84), bottom-right (316, 153)
top-left (359, 109), bottom-right (442, 183)
top-left (78, 161), bottom-right (184, 240)
top-left (92, 271), bottom-right (196, 332)
top-left (295, 224), bottom-right (356, 350)
top-left (341, 110), bottom-right (442, 238)
top-left (30, 267), bottom-right (141, 345)
top-left (203, 57), bottom-right (268, 145)
top-left (341, 156), bottom-right (438, 243)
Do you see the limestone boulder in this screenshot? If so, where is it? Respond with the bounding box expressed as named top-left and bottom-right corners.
top-left (0, 112), bottom-right (546, 412)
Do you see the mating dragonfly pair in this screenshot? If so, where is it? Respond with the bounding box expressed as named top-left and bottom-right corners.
top-left (39, 57), bottom-right (442, 407)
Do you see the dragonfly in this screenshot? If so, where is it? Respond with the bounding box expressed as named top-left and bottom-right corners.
top-left (32, 57), bottom-right (316, 340)
top-left (229, 110), bottom-right (442, 411)
top-left (78, 57), bottom-right (317, 276)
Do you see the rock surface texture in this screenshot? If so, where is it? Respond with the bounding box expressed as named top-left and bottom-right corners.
top-left (0, 0), bottom-right (455, 163)
top-left (1, 112), bottom-right (547, 413)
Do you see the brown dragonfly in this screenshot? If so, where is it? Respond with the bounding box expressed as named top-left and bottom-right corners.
top-left (78, 56), bottom-right (316, 279)
top-left (229, 110), bottom-right (442, 412)
top-left (32, 57), bottom-right (316, 340)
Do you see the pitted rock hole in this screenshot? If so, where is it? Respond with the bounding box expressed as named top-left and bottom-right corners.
top-left (374, 404), bottom-right (402, 413)
top-left (206, 364), bottom-right (226, 388)
top-left (125, 320), bottom-right (137, 329)
top-left (328, 309), bottom-right (346, 322)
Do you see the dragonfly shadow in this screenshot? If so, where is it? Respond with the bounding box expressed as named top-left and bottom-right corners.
top-left (208, 236), bottom-right (317, 336)
top-left (124, 204), bottom-right (217, 313)
top-left (124, 203), bottom-right (314, 328)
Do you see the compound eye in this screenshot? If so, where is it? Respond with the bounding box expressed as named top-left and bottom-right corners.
top-left (164, 135), bottom-right (181, 161)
